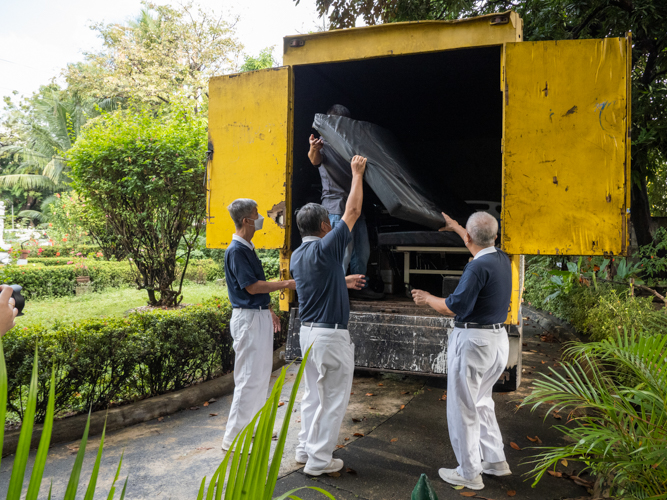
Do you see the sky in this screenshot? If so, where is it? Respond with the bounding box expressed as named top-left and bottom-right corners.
top-left (0, 0), bottom-right (323, 100)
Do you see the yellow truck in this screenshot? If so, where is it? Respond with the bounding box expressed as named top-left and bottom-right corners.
top-left (206, 11), bottom-right (631, 390)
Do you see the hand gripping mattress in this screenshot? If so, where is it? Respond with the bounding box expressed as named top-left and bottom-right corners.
top-left (313, 114), bottom-right (473, 230)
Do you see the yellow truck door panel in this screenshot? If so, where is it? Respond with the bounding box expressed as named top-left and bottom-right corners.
top-left (502, 38), bottom-right (630, 256)
top-left (207, 67), bottom-right (292, 249)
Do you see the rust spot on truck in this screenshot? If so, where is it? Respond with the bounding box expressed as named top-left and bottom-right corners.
top-left (267, 201), bottom-right (286, 228)
top-left (562, 106), bottom-right (578, 117)
top-left (542, 82), bottom-right (548, 97)
top-left (553, 176), bottom-right (558, 185)
top-left (606, 194), bottom-right (612, 203)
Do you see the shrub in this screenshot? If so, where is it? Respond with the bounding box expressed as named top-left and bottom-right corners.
top-left (523, 331), bottom-right (667, 498)
top-left (0, 262), bottom-right (135, 299)
top-left (3, 294), bottom-right (287, 421)
top-left (35, 245), bottom-right (102, 258)
top-left (69, 105), bottom-right (207, 307)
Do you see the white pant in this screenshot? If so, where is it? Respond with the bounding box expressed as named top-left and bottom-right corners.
top-left (223, 308), bottom-right (273, 446)
top-left (447, 326), bottom-right (509, 480)
top-left (297, 325), bottom-right (355, 470)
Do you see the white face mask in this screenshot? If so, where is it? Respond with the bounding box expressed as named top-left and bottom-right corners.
top-left (254, 214), bottom-right (264, 231)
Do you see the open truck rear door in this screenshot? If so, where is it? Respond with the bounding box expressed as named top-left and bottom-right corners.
top-left (502, 37), bottom-right (631, 256)
top-left (207, 67), bottom-right (293, 250)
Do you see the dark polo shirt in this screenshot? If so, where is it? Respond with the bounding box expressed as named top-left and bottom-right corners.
top-left (445, 247), bottom-right (512, 324)
top-left (224, 236), bottom-right (271, 309)
top-left (290, 222), bottom-right (351, 325)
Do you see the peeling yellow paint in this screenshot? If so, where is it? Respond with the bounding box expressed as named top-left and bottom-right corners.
top-left (501, 38), bottom-right (630, 256)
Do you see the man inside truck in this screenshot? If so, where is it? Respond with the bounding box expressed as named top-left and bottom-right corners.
top-left (220, 199), bottom-right (297, 452)
top-left (411, 211), bottom-right (512, 491)
top-left (308, 104), bottom-right (383, 300)
top-left (290, 155), bottom-right (368, 476)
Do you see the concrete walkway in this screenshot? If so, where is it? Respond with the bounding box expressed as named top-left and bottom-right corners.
top-left (1, 321), bottom-right (591, 499)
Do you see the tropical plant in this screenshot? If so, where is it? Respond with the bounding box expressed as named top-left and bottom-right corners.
top-left (1, 336), bottom-right (330, 499)
top-left (69, 105), bottom-right (207, 306)
top-left (543, 256), bottom-right (583, 304)
top-left (0, 341), bottom-right (128, 500)
top-left (196, 345), bottom-right (335, 500)
top-left (0, 85), bottom-right (110, 221)
top-left (522, 330), bottom-right (667, 498)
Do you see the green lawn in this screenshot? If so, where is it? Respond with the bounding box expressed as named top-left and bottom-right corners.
top-left (16, 283), bottom-right (226, 327)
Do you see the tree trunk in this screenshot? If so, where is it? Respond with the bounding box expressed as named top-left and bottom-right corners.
top-left (631, 172), bottom-right (653, 247)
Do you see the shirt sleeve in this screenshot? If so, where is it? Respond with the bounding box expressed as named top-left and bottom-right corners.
top-left (321, 221), bottom-right (351, 263)
top-left (445, 265), bottom-right (483, 318)
top-left (229, 248), bottom-right (261, 290)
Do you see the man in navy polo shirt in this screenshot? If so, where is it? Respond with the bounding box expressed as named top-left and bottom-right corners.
top-left (221, 198), bottom-right (296, 451)
top-left (290, 155), bottom-right (367, 476)
top-left (412, 211), bottom-right (512, 491)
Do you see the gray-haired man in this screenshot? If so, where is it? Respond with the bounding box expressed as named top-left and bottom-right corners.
top-left (290, 155), bottom-right (367, 476)
top-left (412, 211), bottom-right (512, 491)
top-left (221, 199), bottom-right (296, 451)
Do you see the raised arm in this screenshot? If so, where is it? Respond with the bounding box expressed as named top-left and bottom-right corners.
top-left (341, 155), bottom-right (367, 232)
top-left (308, 134), bottom-right (324, 166)
top-left (411, 289), bottom-right (455, 316)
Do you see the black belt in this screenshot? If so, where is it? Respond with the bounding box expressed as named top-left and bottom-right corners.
top-left (233, 306), bottom-right (269, 310)
top-left (301, 322), bottom-right (348, 330)
top-left (455, 322), bottom-right (504, 330)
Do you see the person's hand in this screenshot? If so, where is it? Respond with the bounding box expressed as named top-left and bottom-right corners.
top-left (346, 274), bottom-right (366, 290)
top-left (285, 279), bottom-right (297, 291)
top-left (309, 134), bottom-right (324, 151)
top-left (0, 285), bottom-right (19, 337)
top-left (411, 288), bottom-right (432, 307)
top-left (270, 309), bottom-right (281, 333)
top-left (351, 155), bottom-right (367, 177)
top-left (438, 212), bottom-right (461, 232)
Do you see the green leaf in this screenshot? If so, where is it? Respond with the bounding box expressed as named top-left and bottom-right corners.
top-left (106, 450), bottom-right (125, 500)
top-left (119, 476), bottom-right (128, 500)
top-left (273, 486), bottom-right (336, 500)
top-left (7, 348), bottom-right (40, 500)
top-left (63, 409), bottom-right (92, 500)
top-left (26, 364), bottom-right (57, 500)
top-left (83, 419), bottom-right (108, 500)
top-left (197, 476), bottom-right (207, 500)
top-left (0, 339), bottom-right (7, 469)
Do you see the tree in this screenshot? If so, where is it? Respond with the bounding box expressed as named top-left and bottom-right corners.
top-left (303, 0), bottom-right (667, 246)
top-left (64, 1), bottom-right (242, 110)
top-left (240, 47), bottom-right (278, 72)
top-left (0, 84), bottom-right (108, 221)
top-left (69, 106), bottom-right (207, 306)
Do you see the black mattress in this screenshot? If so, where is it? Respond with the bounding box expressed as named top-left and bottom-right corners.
top-left (377, 231), bottom-right (465, 247)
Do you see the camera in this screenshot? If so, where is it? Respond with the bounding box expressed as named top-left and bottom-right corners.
top-left (10, 285), bottom-right (25, 317)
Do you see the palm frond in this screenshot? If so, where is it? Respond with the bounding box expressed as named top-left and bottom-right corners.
top-left (0, 174), bottom-right (56, 190)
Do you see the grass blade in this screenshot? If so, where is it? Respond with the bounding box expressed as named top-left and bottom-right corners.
top-left (106, 450), bottom-right (125, 500)
top-left (47, 481), bottom-right (52, 500)
top-left (0, 339), bottom-right (7, 468)
top-left (197, 476), bottom-right (207, 500)
top-left (6, 348), bottom-right (40, 500)
top-left (265, 347), bottom-right (312, 499)
top-left (26, 364), bottom-right (56, 500)
top-left (83, 419), bottom-right (107, 500)
top-left (273, 486), bottom-right (337, 500)
top-left (119, 476), bottom-right (128, 500)
top-left (63, 409), bottom-right (92, 500)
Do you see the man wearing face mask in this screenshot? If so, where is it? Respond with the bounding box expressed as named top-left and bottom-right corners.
top-left (221, 199), bottom-right (297, 451)
top-left (290, 155), bottom-right (367, 476)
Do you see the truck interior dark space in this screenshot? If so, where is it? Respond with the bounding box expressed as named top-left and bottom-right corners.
top-left (290, 46), bottom-right (503, 300)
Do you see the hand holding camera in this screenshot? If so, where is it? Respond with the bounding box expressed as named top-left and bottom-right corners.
top-left (0, 284), bottom-right (25, 338)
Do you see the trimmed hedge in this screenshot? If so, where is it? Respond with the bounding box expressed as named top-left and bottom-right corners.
top-left (0, 259), bottom-right (224, 299)
top-left (2, 293), bottom-right (287, 421)
top-left (35, 245), bottom-right (102, 258)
